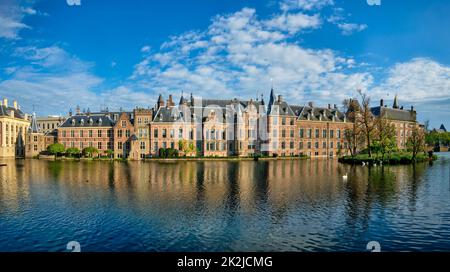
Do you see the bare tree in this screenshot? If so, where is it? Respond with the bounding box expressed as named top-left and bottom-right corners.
top-left (407, 124), bottom-right (426, 161)
top-left (374, 110), bottom-right (397, 161)
top-left (356, 90), bottom-right (376, 157)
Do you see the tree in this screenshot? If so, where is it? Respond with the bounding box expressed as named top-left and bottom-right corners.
top-left (66, 147), bottom-right (81, 158)
top-left (356, 90), bottom-right (376, 157)
top-left (82, 147), bottom-right (99, 158)
top-left (178, 139), bottom-right (196, 156)
top-left (407, 124), bottom-right (426, 161)
top-left (342, 98), bottom-right (364, 158)
top-left (104, 149), bottom-right (114, 158)
top-left (374, 110), bottom-right (397, 161)
top-left (47, 143), bottom-right (65, 156)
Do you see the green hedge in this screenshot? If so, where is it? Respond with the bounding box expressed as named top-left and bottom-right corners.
top-left (339, 152), bottom-right (436, 165)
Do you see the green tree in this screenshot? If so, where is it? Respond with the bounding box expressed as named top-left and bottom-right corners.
top-left (104, 149), bottom-right (114, 158)
top-left (66, 147), bottom-right (81, 158)
top-left (47, 143), bottom-right (65, 156)
top-left (82, 147), bottom-right (99, 158)
top-left (407, 124), bottom-right (426, 161)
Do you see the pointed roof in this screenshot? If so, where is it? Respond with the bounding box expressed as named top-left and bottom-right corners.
top-left (157, 94), bottom-right (164, 102)
top-left (440, 124), bottom-right (447, 132)
top-left (268, 88), bottom-right (276, 113)
top-left (30, 112), bottom-right (39, 133)
top-left (393, 95), bottom-right (399, 109)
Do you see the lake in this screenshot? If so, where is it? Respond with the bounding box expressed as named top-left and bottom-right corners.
top-left (1, 154), bottom-right (450, 252)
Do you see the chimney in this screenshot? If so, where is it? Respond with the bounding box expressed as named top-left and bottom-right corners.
top-left (308, 101), bottom-right (314, 108)
top-left (411, 106), bottom-right (414, 112)
top-left (334, 104), bottom-right (337, 109)
top-left (278, 95), bottom-right (283, 102)
top-left (2, 98), bottom-right (7, 107)
top-left (380, 99), bottom-right (384, 107)
top-left (13, 100), bottom-right (18, 109)
top-left (328, 104), bottom-right (331, 109)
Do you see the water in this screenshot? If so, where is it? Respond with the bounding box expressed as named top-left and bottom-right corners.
top-left (1, 153), bottom-right (450, 252)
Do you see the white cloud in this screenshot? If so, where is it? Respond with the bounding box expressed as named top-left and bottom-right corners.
top-left (337, 23), bottom-right (368, 35)
top-left (0, 1), bottom-right (38, 39)
top-left (141, 45), bottom-right (151, 53)
top-left (280, 0), bottom-right (334, 11)
top-left (265, 12), bottom-right (322, 34)
top-left (131, 7), bottom-right (371, 106)
top-left (371, 58), bottom-right (450, 103)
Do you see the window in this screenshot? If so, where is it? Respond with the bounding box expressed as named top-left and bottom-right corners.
top-left (330, 130), bottom-right (334, 138)
top-left (62, 131), bottom-right (66, 137)
top-left (178, 128), bottom-right (183, 138)
top-left (70, 130), bottom-right (75, 137)
top-left (154, 142), bottom-right (158, 152)
top-left (322, 142), bottom-right (326, 148)
top-left (98, 130), bottom-right (102, 137)
top-left (307, 142), bottom-right (312, 149)
top-left (107, 130), bottom-right (112, 138)
top-left (315, 142), bottom-right (319, 149)
top-left (138, 118), bottom-right (142, 124)
top-left (89, 130), bottom-right (93, 137)
top-left (125, 130), bottom-right (130, 137)
top-left (290, 141), bottom-right (294, 149)
top-left (299, 142), bottom-right (303, 149)
top-left (330, 142), bottom-right (334, 149)
top-left (281, 142), bottom-right (286, 149)
top-left (337, 130), bottom-right (341, 139)
top-left (80, 130), bottom-right (84, 138)
top-left (140, 142), bottom-right (146, 150)
top-left (282, 117), bottom-right (286, 125)
top-left (290, 130), bottom-right (294, 138)
top-left (189, 129), bottom-right (194, 140)
top-left (89, 142), bottom-right (93, 147)
top-left (34, 145), bottom-right (37, 151)
top-left (211, 129), bottom-right (215, 140)
top-left (80, 142), bottom-right (84, 149)
top-left (290, 119), bottom-right (294, 126)
top-left (170, 142), bottom-right (174, 149)
top-left (322, 130), bottom-right (327, 138)
top-left (118, 142), bottom-right (123, 150)
top-left (98, 142), bottom-right (102, 150)
top-left (282, 129), bottom-right (286, 138)
top-left (71, 142), bottom-right (75, 148)
top-left (299, 129), bottom-right (304, 138)
top-left (154, 129), bottom-right (158, 138)
top-left (307, 129), bottom-right (312, 138)
top-left (272, 118), bottom-right (278, 125)
top-left (107, 142), bottom-right (112, 150)
top-left (121, 120), bottom-right (127, 127)
top-left (315, 129), bottom-right (319, 138)
top-left (170, 129), bottom-right (174, 138)
top-left (33, 136), bottom-right (38, 142)
top-left (273, 129), bottom-right (278, 137)
top-left (162, 129), bottom-right (167, 138)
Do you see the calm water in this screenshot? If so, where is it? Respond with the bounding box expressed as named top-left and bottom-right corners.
top-left (1, 154), bottom-right (450, 252)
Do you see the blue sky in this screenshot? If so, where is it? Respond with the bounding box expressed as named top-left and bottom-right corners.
top-left (0, 0), bottom-right (449, 128)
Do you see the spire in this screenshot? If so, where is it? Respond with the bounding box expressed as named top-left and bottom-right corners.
top-left (260, 94), bottom-right (265, 105)
top-left (268, 87), bottom-right (276, 114)
top-left (30, 112), bottom-right (39, 133)
top-left (179, 91), bottom-right (187, 105)
top-left (393, 94), bottom-right (399, 109)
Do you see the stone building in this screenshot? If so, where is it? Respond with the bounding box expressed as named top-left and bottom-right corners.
top-left (25, 113), bottom-right (47, 158)
top-left (58, 113), bottom-right (115, 155)
top-left (0, 98), bottom-right (29, 158)
top-left (371, 96), bottom-right (418, 149)
top-left (36, 115), bottom-right (66, 134)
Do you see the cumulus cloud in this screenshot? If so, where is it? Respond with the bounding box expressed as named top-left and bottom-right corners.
top-left (280, 0), bottom-right (334, 11)
top-left (0, 1), bottom-right (38, 39)
top-left (131, 7), bottom-right (370, 106)
top-left (337, 23), bottom-right (368, 35)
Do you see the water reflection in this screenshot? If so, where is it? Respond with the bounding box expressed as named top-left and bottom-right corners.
top-left (0, 154), bottom-right (450, 251)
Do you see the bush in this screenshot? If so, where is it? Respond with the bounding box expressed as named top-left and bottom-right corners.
top-left (82, 147), bottom-right (99, 158)
top-left (47, 143), bottom-right (65, 156)
top-left (66, 147), bottom-right (81, 158)
top-left (158, 148), bottom-right (179, 158)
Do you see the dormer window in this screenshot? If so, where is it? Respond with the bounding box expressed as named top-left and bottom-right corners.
top-left (98, 118), bottom-right (102, 125)
top-left (89, 118), bottom-right (93, 125)
top-left (71, 119), bottom-right (76, 126)
top-left (80, 119), bottom-right (84, 126)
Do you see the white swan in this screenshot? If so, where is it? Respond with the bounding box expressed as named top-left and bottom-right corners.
top-left (343, 173), bottom-right (348, 180)
top-left (362, 162), bottom-right (366, 166)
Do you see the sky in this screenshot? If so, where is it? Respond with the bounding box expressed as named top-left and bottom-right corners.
top-left (0, 0), bottom-right (449, 129)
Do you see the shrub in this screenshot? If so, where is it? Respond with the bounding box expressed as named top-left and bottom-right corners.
top-left (47, 143), bottom-right (65, 156)
top-left (82, 147), bottom-right (99, 158)
top-left (66, 147), bottom-right (81, 158)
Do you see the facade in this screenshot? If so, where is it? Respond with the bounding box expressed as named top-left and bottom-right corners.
top-left (37, 115), bottom-right (66, 134)
top-left (58, 113), bottom-right (115, 155)
top-left (371, 96), bottom-right (418, 149)
top-left (0, 98), bottom-right (30, 158)
top-left (25, 113), bottom-right (47, 158)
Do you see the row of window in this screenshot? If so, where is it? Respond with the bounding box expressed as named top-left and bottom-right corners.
top-left (61, 130), bottom-right (113, 138)
top-left (273, 141), bottom-right (347, 150)
top-left (64, 141), bottom-right (113, 150)
top-left (153, 128), bottom-right (194, 140)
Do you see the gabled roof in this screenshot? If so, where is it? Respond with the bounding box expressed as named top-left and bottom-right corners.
top-left (371, 106), bottom-right (416, 122)
top-left (292, 105), bottom-right (346, 122)
top-left (60, 114), bottom-right (115, 128)
top-left (0, 105), bottom-right (26, 119)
